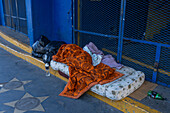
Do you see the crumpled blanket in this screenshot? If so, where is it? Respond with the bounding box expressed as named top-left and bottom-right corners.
top-left (52, 44), bottom-right (124, 99)
top-left (86, 42), bottom-right (123, 69)
top-left (102, 55), bottom-right (123, 69)
top-left (86, 42), bottom-right (104, 55)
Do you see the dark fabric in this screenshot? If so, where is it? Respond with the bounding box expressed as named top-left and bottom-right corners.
top-left (31, 35), bottom-right (66, 64)
top-left (42, 41), bottom-right (66, 64)
top-left (39, 35), bottom-right (50, 47)
top-left (44, 41), bottom-right (66, 54)
top-left (32, 41), bottom-right (46, 54)
top-left (31, 51), bottom-right (43, 58)
top-left (58, 70), bottom-right (69, 79)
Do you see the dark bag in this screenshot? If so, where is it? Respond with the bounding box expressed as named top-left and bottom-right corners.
top-left (32, 35), bottom-right (51, 58)
top-left (39, 35), bottom-right (50, 47)
top-left (42, 41), bottom-right (66, 64)
top-left (31, 35), bottom-right (66, 64)
top-left (31, 51), bottom-right (44, 58)
top-left (32, 41), bottom-right (46, 54)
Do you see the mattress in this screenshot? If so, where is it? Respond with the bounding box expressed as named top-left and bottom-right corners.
top-left (50, 60), bottom-right (145, 100)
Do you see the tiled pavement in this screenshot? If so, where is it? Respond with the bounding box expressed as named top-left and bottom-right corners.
top-left (0, 47), bottom-right (122, 113)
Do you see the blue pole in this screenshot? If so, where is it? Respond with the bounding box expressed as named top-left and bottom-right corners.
top-left (74, 29), bottom-right (119, 39)
top-left (72, 0), bottom-right (75, 44)
top-left (0, 0), bottom-right (5, 26)
top-left (124, 37), bottom-right (170, 48)
top-left (152, 45), bottom-right (161, 83)
top-left (25, 0), bottom-right (34, 46)
top-left (117, 0), bottom-right (126, 63)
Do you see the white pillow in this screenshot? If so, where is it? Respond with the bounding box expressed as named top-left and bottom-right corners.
top-left (83, 46), bottom-right (103, 66)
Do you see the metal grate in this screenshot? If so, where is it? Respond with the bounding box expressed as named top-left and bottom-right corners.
top-left (122, 0), bottom-right (170, 86)
top-left (157, 47), bottom-right (170, 86)
top-left (77, 0), bottom-right (121, 36)
top-left (145, 1), bottom-right (169, 44)
top-left (157, 72), bottom-right (170, 86)
top-left (74, 0), bottom-right (170, 87)
top-left (124, 0), bottom-right (169, 44)
top-left (159, 47), bottom-right (170, 73)
top-left (122, 59), bottom-right (153, 81)
top-left (2, 0), bottom-right (27, 35)
top-left (124, 0), bottom-right (149, 40)
top-left (122, 40), bottom-right (156, 66)
top-left (121, 40), bottom-right (156, 80)
top-left (78, 33), bottom-right (118, 60)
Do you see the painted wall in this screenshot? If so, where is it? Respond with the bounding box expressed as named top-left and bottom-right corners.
top-left (0, 5), bottom-right (1, 25)
top-left (0, 0), bottom-right (4, 25)
top-left (52, 0), bottom-right (72, 44)
top-left (0, 8), bottom-right (2, 25)
top-left (31, 0), bottom-right (53, 42)
top-left (31, 0), bottom-right (72, 44)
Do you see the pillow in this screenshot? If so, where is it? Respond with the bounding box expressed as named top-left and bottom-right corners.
top-left (83, 46), bottom-right (103, 66)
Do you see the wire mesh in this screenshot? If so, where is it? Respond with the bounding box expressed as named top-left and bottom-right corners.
top-left (157, 47), bottom-right (170, 85)
top-left (124, 0), bottom-right (169, 44)
top-left (145, 1), bottom-right (169, 44)
top-left (74, 0), bottom-right (170, 87)
top-left (122, 59), bottom-right (153, 81)
top-left (77, 0), bottom-right (121, 36)
top-left (122, 40), bottom-right (156, 66)
top-left (159, 47), bottom-right (170, 73)
top-left (78, 33), bottom-right (118, 60)
top-left (157, 73), bottom-right (170, 86)
top-left (121, 40), bottom-right (156, 80)
top-left (124, 0), bottom-right (149, 40)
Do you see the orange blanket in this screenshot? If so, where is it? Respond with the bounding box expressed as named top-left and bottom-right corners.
top-left (52, 44), bottom-right (124, 99)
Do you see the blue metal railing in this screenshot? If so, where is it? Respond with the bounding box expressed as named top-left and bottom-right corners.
top-left (73, 0), bottom-right (170, 87)
top-left (117, 0), bottom-right (126, 63)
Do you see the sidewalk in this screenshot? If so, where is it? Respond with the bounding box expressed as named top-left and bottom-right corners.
top-left (0, 30), bottom-right (169, 113)
top-left (0, 47), bottom-right (123, 113)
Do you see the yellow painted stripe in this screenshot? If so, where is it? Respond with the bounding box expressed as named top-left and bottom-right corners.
top-left (88, 91), bottom-right (160, 113)
top-left (158, 69), bottom-right (170, 76)
top-left (0, 31), bottom-right (32, 54)
top-left (0, 42), bottom-right (160, 113)
top-left (102, 48), bottom-right (170, 76)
